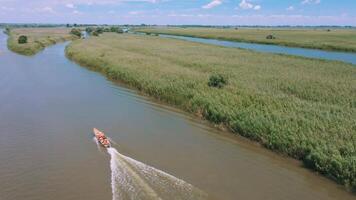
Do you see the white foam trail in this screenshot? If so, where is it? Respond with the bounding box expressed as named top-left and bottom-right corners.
top-left (93, 137), bottom-right (102, 152)
top-left (106, 147), bottom-right (207, 200)
top-left (108, 147), bottom-right (161, 200)
top-left (107, 137), bottom-right (117, 145)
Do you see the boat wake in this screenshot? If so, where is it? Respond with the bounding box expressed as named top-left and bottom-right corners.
top-left (93, 137), bottom-right (103, 152)
top-left (106, 147), bottom-right (207, 200)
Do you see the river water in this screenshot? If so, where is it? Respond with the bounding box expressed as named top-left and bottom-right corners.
top-left (0, 30), bottom-right (354, 200)
top-left (158, 34), bottom-right (356, 65)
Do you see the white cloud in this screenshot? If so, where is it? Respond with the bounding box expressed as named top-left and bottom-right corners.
top-left (286, 6), bottom-right (294, 11)
top-left (239, 0), bottom-right (261, 10)
top-left (239, 0), bottom-right (253, 9)
top-left (253, 5), bottom-right (261, 10)
top-left (41, 6), bottom-right (55, 13)
top-left (202, 0), bottom-right (222, 9)
top-left (72, 10), bottom-right (81, 14)
top-left (66, 3), bottom-right (75, 8)
top-left (301, 0), bottom-right (321, 5)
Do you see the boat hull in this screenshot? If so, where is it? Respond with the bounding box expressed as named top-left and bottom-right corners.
top-left (93, 128), bottom-right (111, 148)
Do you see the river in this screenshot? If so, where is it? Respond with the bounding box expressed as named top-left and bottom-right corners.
top-left (0, 30), bottom-right (354, 200)
top-left (157, 34), bottom-right (356, 65)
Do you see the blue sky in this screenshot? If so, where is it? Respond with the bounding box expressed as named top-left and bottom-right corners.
top-left (0, 0), bottom-right (355, 25)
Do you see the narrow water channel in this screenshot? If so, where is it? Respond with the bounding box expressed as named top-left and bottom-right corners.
top-left (0, 30), bottom-right (354, 200)
top-left (158, 34), bottom-right (356, 65)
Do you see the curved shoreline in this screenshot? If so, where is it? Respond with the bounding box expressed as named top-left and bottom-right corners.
top-left (65, 33), bottom-right (356, 192)
top-left (6, 28), bottom-right (78, 56)
top-left (136, 30), bottom-right (356, 53)
top-left (4, 29), bottom-right (355, 192)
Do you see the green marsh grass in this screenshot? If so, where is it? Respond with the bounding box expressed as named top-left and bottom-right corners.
top-left (66, 33), bottom-right (356, 190)
top-left (8, 28), bottom-right (78, 55)
top-left (136, 27), bottom-right (356, 52)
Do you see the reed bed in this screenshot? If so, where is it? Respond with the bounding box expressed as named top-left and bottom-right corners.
top-left (136, 27), bottom-right (356, 52)
top-left (66, 33), bottom-right (356, 190)
top-left (8, 28), bottom-right (77, 55)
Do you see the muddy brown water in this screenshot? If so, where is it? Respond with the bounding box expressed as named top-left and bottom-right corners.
top-left (0, 30), bottom-right (354, 200)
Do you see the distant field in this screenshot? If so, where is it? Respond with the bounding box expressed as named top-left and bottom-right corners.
top-left (136, 27), bottom-right (356, 52)
top-left (66, 33), bottom-right (356, 190)
top-left (7, 28), bottom-right (78, 55)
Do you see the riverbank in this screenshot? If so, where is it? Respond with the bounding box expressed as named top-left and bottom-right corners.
top-left (157, 34), bottom-right (356, 65)
top-left (136, 27), bottom-right (356, 52)
top-left (7, 28), bottom-right (78, 56)
top-left (66, 33), bottom-right (356, 191)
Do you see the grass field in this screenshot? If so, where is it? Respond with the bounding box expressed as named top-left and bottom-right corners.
top-left (7, 28), bottom-right (78, 55)
top-left (136, 27), bottom-right (356, 52)
top-left (66, 33), bottom-right (356, 190)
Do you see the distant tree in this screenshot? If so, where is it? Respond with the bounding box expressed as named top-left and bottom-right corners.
top-left (4, 27), bottom-right (10, 34)
top-left (110, 26), bottom-right (118, 32)
top-left (70, 28), bottom-right (82, 37)
top-left (66, 24), bottom-right (70, 28)
top-left (85, 27), bottom-right (93, 34)
top-left (95, 27), bottom-right (104, 34)
top-left (266, 35), bottom-right (276, 39)
top-left (110, 26), bottom-right (123, 33)
top-left (74, 23), bottom-right (77, 27)
top-left (18, 35), bottom-right (28, 44)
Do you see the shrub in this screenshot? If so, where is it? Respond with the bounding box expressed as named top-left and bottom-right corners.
top-left (208, 74), bottom-right (227, 88)
top-left (70, 28), bottom-right (82, 37)
top-left (18, 35), bottom-right (28, 44)
top-left (85, 27), bottom-right (93, 34)
top-left (92, 31), bottom-right (99, 36)
top-left (4, 27), bottom-right (10, 34)
top-left (110, 26), bottom-right (124, 34)
top-left (266, 34), bottom-right (276, 39)
top-left (110, 26), bottom-right (117, 32)
top-left (96, 27), bottom-right (104, 34)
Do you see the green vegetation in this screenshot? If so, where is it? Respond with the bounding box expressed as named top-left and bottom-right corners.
top-left (85, 27), bottom-right (93, 34)
top-left (208, 74), bottom-right (227, 88)
top-left (85, 26), bottom-right (124, 37)
top-left (136, 27), bottom-right (356, 52)
top-left (110, 26), bottom-right (124, 34)
top-left (7, 28), bottom-right (78, 55)
top-left (70, 28), bottom-right (82, 37)
top-left (95, 27), bottom-right (104, 34)
top-left (266, 34), bottom-right (276, 39)
top-left (66, 33), bottom-right (356, 190)
top-left (18, 35), bottom-right (28, 44)
top-left (3, 27), bottom-right (10, 35)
